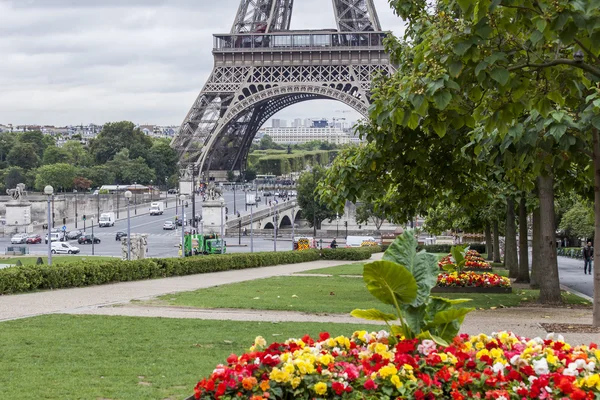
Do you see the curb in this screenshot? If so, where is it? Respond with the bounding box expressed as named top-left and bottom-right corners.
top-left (560, 284), bottom-right (593, 302)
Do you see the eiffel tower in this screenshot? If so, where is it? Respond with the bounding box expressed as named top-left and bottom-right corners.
top-left (172, 0), bottom-right (394, 182)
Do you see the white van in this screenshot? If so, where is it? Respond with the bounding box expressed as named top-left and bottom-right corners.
top-left (45, 232), bottom-right (65, 244)
top-left (345, 236), bottom-right (376, 248)
top-left (51, 242), bottom-right (80, 254)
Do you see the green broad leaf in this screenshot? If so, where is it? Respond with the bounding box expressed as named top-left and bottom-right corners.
top-left (363, 260), bottom-right (418, 306)
top-left (535, 17), bottom-right (547, 32)
top-left (351, 309), bottom-right (398, 322)
top-left (453, 41), bottom-right (472, 56)
top-left (592, 115), bottom-right (600, 130)
top-left (489, 68), bottom-right (510, 86)
top-left (430, 296), bottom-right (472, 305)
top-left (548, 91), bottom-right (565, 106)
top-left (429, 307), bottom-right (474, 340)
top-left (529, 30), bottom-right (544, 46)
top-left (451, 245), bottom-right (466, 265)
top-left (433, 91), bottom-right (453, 110)
top-left (407, 112), bottom-right (420, 130)
top-left (410, 94), bottom-right (425, 110)
top-left (448, 61), bottom-right (463, 78)
top-left (382, 231), bottom-right (439, 307)
top-left (548, 124), bottom-right (567, 141)
top-left (536, 98), bottom-right (553, 118)
top-left (416, 330), bottom-right (448, 346)
top-left (432, 120), bottom-right (447, 137)
top-left (456, 0), bottom-right (472, 13)
top-left (442, 264), bottom-right (456, 272)
top-left (390, 324), bottom-right (405, 337)
top-left (402, 304), bottom-right (426, 336)
top-left (474, 61), bottom-right (488, 77)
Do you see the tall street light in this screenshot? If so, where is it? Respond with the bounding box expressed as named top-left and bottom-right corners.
top-left (291, 202), bottom-right (296, 251)
top-left (44, 185), bottom-right (53, 266)
top-left (91, 216), bottom-right (95, 256)
top-left (180, 194), bottom-right (187, 257)
top-left (125, 190), bottom-right (133, 260)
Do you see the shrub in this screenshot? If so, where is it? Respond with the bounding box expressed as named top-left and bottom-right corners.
top-left (418, 242), bottom-right (486, 254)
top-left (0, 247), bottom-right (378, 295)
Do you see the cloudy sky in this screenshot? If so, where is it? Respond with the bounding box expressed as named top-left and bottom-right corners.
top-left (0, 0), bottom-right (404, 127)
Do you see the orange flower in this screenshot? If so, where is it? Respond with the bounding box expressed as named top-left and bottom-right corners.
top-left (243, 376), bottom-right (258, 390)
top-left (259, 380), bottom-right (270, 391)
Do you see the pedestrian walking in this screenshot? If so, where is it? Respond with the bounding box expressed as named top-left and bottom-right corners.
top-left (583, 241), bottom-right (594, 275)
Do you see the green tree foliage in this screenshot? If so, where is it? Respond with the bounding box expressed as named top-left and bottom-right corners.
top-left (297, 167), bottom-right (338, 230)
top-left (34, 163), bottom-right (77, 191)
top-left (259, 135), bottom-right (283, 150)
top-left (355, 202), bottom-right (387, 231)
top-left (146, 139), bottom-right (178, 185)
top-left (4, 167), bottom-right (26, 191)
top-left (107, 149), bottom-right (155, 184)
top-left (7, 142), bottom-right (41, 170)
top-left (42, 146), bottom-right (72, 165)
top-left (89, 121), bottom-right (153, 164)
top-left (61, 141), bottom-right (93, 167)
top-left (0, 132), bottom-right (15, 162)
top-left (18, 131), bottom-right (54, 159)
top-left (79, 166), bottom-right (116, 188)
top-left (559, 202), bottom-right (595, 241)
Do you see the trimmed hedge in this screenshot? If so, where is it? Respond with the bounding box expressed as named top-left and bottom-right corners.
top-left (0, 248), bottom-right (377, 295)
top-left (418, 243), bottom-right (486, 254)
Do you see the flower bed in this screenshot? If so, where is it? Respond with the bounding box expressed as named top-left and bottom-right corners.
top-left (191, 330), bottom-right (600, 399)
top-left (438, 250), bottom-right (492, 271)
top-left (437, 271), bottom-right (511, 289)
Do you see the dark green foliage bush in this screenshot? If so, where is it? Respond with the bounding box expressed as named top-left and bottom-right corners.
top-left (0, 247), bottom-right (382, 295)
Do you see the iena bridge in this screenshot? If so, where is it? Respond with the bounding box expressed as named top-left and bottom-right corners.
top-left (171, 0), bottom-right (395, 184)
top-left (225, 200), bottom-right (298, 232)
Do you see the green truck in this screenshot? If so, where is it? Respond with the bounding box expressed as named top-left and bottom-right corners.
top-left (184, 234), bottom-right (226, 256)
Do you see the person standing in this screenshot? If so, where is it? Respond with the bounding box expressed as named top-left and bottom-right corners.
top-left (330, 238), bottom-right (338, 249)
top-left (583, 241), bottom-right (594, 275)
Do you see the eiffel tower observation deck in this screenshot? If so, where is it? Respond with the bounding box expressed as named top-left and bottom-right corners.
top-left (172, 0), bottom-right (394, 183)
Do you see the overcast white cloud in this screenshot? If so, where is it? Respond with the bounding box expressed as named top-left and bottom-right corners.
top-left (0, 0), bottom-right (404, 127)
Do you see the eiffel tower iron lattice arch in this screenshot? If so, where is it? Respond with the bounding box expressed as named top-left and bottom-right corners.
top-left (171, 0), bottom-right (395, 182)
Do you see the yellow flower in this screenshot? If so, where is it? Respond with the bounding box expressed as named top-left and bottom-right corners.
top-left (379, 364), bottom-right (398, 378)
top-left (390, 375), bottom-right (403, 389)
top-left (254, 336), bottom-right (267, 349)
top-left (291, 377), bottom-right (302, 389)
top-left (269, 367), bottom-right (291, 383)
top-left (317, 353), bottom-right (335, 366)
top-left (313, 382), bottom-right (327, 395)
top-left (284, 363), bottom-right (295, 374)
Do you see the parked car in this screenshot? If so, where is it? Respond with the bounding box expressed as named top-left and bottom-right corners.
top-left (26, 234), bottom-right (42, 244)
top-left (45, 232), bottom-right (66, 244)
top-left (163, 221), bottom-right (176, 230)
top-left (115, 231), bottom-right (128, 241)
top-left (78, 234), bottom-right (101, 244)
top-left (10, 233), bottom-right (29, 244)
top-left (51, 242), bottom-right (80, 254)
top-left (66, 230), bottom-right (83, 240)
top-left (167, 189), bottom-right (178, 194)
top-left (263, 191), bottom-right (272, 197)
top-left (274, 192), bottom-right (280, 197)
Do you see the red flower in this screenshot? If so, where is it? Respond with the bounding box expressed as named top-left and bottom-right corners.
top-left (364, 379), bottom-right (378, 390)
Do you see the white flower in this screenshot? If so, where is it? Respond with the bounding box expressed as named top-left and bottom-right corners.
top-left (492, 362), bottom-right (505, 374)
top-left (545, 332), bottom-right (565, 342)
top-left (376, 330), bottom-right (389, 340)
top-left (497, 396), bottom-right (508, 400)
top-left (586, 361), bottom-right (596, 372)
top-left (510, 355), bottom-right (520, 365)
top-left (532, 358), bottom-right (549, 375)
top-left (417, 339), bottom-right (436, 355)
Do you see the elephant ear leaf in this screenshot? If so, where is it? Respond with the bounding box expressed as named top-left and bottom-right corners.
top-left (351, 309), bottom-right (398, 322)
top-left (363, 260), bottom-right (418, 306)
top-left (425, 307), bottom-right (474, 343)
top-left (382, 231), bottom-right (438, 307)
top-left (451, 245), bottom-right (466, 265)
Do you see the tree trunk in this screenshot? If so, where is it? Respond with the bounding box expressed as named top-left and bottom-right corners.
top-left (485, 224), bottom-right (493, 261)
top-left (536, 173), bottom-right (562, 304)
top-left (516, 196), bottom-right (530, 283)
top-left (505, 198), bottom-right (519, 278)
top-left (530, 206), bottom-right (541, 289)
top-left (492, 220), bottom-right (501, 263)
top-left (591, 128), bottom-right (600, 326)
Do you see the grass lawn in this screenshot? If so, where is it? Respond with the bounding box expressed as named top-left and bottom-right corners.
top-left (0, 314), bottom-right (374, 400)
top-left (0, 255), bottom-right (117, 266)
top-left (158, 275), bottom-right (591, 314)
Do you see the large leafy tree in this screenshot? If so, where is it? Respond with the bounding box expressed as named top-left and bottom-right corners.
top-left (350, 0), bottom-right (600, 322)
top-left (7, 142), bottom-right (40, 170)
top-left (559, 202), bottom-right (595, 242)
top-left (34, 163), bottom-right (77, 191)
top-left (18, 131), bottom-right (54, 159)
top-left (42, 146), bottom-right (72, 165)
top-left (61, 141), bottom-right (93, 167)
top-left (89, 121), bottom-right (153, 164)
top-left (297, 167), bottom-right (338, 232)
top-left (355, 201), bottom-right (387, 231)
top-left (146, 139), bottom-right (179, 185)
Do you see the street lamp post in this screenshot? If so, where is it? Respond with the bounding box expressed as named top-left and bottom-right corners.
top-left (150, 180), bottom-right (153, 203)
top-left (125, 190), bottom-right (132, 260)
top-left (180, 194), bottom-right (186, 258)
top-left (74, 190), bottom-right (78, 229)
top-left (134, 182), bottom-right (138, 215)
top-left (250, 203), bottom-right (254, 253)
top-left (220, 197), bottom-right (225, 240)
top-left (273, 202), bottom-right (278, 252)
top-left (233, 183), bottom-right (237, 215)
top-left (291, 202), bottom-right (296, 251)
top-left (91, 217), bottom-right (95, 256)
top-left (336, 213), bottom-right (339, 237)
top-left (44, 185), bottom-right (54, 266)
top-left (116, 184), bottom-right (120, 219)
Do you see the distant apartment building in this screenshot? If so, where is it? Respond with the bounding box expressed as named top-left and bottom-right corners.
top-left (260, 126), bottom-right (351, 145)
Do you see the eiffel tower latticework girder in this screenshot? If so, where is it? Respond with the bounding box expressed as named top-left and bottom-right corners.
top-left (172, 0), bottom-right (394, 180)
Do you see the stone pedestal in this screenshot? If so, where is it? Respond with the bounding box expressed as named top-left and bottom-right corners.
top-left (120, 234), bottom-right (148, 260)
top-left (201, 200), bottom-right (226, 234)
top-left (5, 201), bottom-right (32, 234)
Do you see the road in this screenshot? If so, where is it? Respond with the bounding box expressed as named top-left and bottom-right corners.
top-left (557, 256), bottom-right (594, 299)
top-left (2, 190), bottom-right (295, 259)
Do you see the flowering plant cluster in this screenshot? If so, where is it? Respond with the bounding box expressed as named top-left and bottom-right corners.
top-left (296, 238), bottom-right (311, 251)
top-left (360, 240), bottom-right (379, 247)
top-left (438, 249), bottom-right (491, 270)
top-left (193, 330), bottom-right (600, 400)
top-left (437, 271), bottom-right (511, 288)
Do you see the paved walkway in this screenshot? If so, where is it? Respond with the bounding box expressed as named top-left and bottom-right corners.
top-left (0, 253), bottom-right (598, 344)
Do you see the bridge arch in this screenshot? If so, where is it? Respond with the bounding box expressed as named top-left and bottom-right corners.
top-left (279, 215), bottom-right (292, 229)
top-left (263, 222), bottom-right (275, 230)
top-left (198, 83), bottom-right (369, 174)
